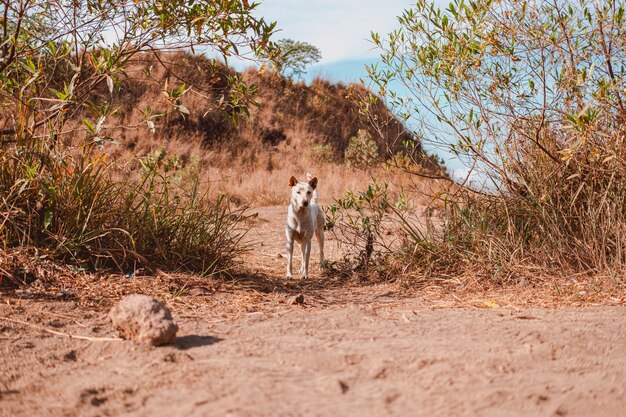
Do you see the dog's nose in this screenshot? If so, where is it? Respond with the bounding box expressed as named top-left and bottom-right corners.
top-left (302, 201), bottom-right (309, 207)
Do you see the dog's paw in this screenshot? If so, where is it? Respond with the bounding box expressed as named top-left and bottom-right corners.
top-left (285, 274), bottom-right (293, 279)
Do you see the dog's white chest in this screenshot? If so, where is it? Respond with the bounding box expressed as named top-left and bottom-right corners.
top-left (288, 212), bottom-right (312, 234)
top-left (286, 206), bottom-right (314, 240)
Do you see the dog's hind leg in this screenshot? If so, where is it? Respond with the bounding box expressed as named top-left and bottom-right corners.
top-left (316, 209), bottom-right (325, 267)
top-left (315, 229), bottom-right (324, 269)
top-left (316, 225), bottom-right (324, 266)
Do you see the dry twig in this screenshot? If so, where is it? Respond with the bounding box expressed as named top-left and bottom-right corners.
top-left (0, 316), bottom-right (121, 342)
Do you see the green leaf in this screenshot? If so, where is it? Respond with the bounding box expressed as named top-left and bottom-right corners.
top-left (82, 119), bottom-right (95, 133)
top-left (43, 210), bottom-right (53, 230)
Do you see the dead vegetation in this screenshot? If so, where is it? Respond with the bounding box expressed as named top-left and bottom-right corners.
top-left (99, 52), bottom-right (442, 205)
top-left (0, 48), bottom-right (441, 279)
top-left (355, 0), bottom-right (626, 285)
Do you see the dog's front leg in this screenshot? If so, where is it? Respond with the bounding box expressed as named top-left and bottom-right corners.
top-left (301, 238), bottom-right (312, 279)
top-left (285, 229), bottom-right (294, 278)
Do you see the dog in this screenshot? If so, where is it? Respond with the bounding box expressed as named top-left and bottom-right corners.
top-left (285, 174), bottom-right (325, 279)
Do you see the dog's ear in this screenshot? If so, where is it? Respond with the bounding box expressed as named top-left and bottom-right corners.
top-left (309, 177), bottom-right (318, 190)
top-left (289, 176), bottom-right (298, 187)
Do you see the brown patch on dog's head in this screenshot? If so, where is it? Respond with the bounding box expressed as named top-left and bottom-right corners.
top-left (289, 176), bottom-right (298, 187)
top-left (308, 177), bottom-right (318, 190)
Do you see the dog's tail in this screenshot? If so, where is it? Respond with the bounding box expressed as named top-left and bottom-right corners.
top-left (306, 172), bottom-right (320, 204)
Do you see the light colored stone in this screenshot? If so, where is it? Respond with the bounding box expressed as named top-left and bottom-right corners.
top-left (109, 294), bottom-right (178, 346)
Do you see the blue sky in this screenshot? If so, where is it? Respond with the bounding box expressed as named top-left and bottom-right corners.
top-left (256, 0), bottom-right (414, 65)
top-left (252, 0), bottom-right (467, 178)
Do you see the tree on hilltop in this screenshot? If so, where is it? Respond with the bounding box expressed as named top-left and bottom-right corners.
top-left (272, 38), bottom-right (322, 79)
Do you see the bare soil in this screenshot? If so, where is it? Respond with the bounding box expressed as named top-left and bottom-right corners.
top-left (1, 206), bottom-right (625, 417)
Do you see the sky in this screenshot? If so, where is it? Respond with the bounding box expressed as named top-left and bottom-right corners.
top-left (256, 0), bottom-right (414, 65)
top-left (251, 0), bottom-right (467, 178)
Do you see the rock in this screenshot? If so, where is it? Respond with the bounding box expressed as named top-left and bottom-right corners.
top-left (63, 350), bottom-right (77, 362)
top-left (108, 294), bottom-right (178, 346)
top-left (339, 380), bottom-right (349, 394)
top-left (287, 294), bottom-right (305, 305)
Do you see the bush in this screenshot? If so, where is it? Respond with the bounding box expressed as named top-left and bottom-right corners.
top-left (0, 144), bottom-right (246, 275)
top-left (0, 0), bottom-right (276, 275)
top-left (309, 143), bottom-right (336, 162)
top-left (344, 130), bottom-right (380, 169)
top-left (369, 0), bottom-right (626, 276)
top-left (385, 151), bottom-right (414, 171)
top-left (325, 181), bottom-right (394, 276)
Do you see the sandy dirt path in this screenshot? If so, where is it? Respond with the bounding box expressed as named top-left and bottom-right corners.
top-left (1, 206), bottom-right (625, 417)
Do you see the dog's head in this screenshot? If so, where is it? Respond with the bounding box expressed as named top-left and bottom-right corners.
top-left (289, 176), bottom-right (317, 211)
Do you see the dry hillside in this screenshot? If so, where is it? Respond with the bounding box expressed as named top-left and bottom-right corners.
top-left (88, 52), bottom-right (443, 203)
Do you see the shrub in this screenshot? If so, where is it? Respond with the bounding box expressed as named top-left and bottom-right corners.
top-left (0, 144), bottom-right (247, 275)
top-left (325, 181), bottom-right (393, 274)
top-left (0, 0), bottom-right (276, 274)
top-left (369, 0), bottom-right (626, 276)
top-left (309, 143), bottom-right (336, 162)
top-left (385, 151), bottom-right (413, 171)
top-left (344, 130), bottom-right (380, 169)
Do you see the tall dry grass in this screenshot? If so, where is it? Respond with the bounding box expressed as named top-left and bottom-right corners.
top-left (92, 52), bottom-right (442, 207)
top-left (392, 131), bottom-right (626, 284)
top-left (0, 140), bottom-right (247, 275)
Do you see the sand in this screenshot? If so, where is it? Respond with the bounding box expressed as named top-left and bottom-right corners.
top-left (1, 206), bottom-right (625, 417)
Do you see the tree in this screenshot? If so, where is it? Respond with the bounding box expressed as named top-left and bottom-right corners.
top-left (0, 0), bottom-right (278, 272)
top-left (369, 0), bottom-right (625, 192)
top-left (0, 0), bottom-right (278, 143)
top-left (368, 0), bottom-right (626, 271)
top-left (272, 38), bottom-right (322, 79)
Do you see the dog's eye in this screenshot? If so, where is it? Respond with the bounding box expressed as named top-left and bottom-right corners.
top-left (307, 191), bottom-right (312, 195)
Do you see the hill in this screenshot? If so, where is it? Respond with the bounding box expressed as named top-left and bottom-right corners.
top-left (98, 52), bottom-right (442, 203)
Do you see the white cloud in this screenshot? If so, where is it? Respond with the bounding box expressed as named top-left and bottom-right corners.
top-left (256, 0), bottom-right (413, 63)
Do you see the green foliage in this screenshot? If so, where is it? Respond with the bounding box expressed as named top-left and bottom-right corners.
top-left (0, 0), bottom-right (277, 145)
top-left (309, 143), bottom-right (336, 162)
top-left (272, 38), bottom-right (322, 79)
top-left (385, 151), bottom-right (413, 171)
top-left (368, 0), bottom-right (626, 274)
top-left (371, 0), bottom-right (625, 188)
top-left (344, 129), bottom-right (380, 169)
top-left (0, 0), bottom-right (275, 273)
top-left (0, 144), bottom-right (247, 275)
top-left (325, 181), bottom-right (391, 271)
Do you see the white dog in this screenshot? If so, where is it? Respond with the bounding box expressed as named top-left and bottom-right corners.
top-left (285, 174), bottom-right (325, 279)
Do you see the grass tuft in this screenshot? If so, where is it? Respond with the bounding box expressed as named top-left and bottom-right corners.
top-left (0, 142), bottom-right (246, 276)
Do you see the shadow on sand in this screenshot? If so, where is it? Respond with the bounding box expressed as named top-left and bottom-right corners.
top-left (175, 335), bottom-right (223, 350)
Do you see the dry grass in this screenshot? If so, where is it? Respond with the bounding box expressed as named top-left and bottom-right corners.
top-left (0, 141), bottom-right (247, 275)
top-left (3, 245), bottom-right (623, 315)
top-left (0, 50), bottom-right (442, 280)
top-left (90, 52), bottom-right (442, 207)
top-left (389, 129), bottom-right (626, 285)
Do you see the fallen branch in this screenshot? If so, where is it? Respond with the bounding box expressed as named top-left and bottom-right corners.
top-left (0, 316), bottom-right (122, 342)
